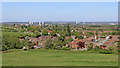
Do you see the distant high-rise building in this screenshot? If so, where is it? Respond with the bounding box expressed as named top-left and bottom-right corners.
top-left (76, 22), bottom-right (78, 24)
top-left (29, 22), bottom-right (33, 25)
top-left (39, 22), bottom-right (41, 25)
top-left (42, 22), bottom-right (44, 25)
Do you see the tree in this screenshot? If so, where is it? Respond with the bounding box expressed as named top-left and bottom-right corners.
top-left (47, 27), bottom-right (50, 30)
top-left (14, 37), bottom-right (22, 49)
top-left (77, 41), bottom-right (85, 49)
top-left (19, 34), bottom-right (25, 39)
top-left (52, 25), bottom-right (54, 30)
top-left (51, 30), bottom-right (56, 36)
top-left (55, 25), bottom-right (57, 32)
top-left (2, 35), bottom-right (22, 50)
top-left (9, 37), bottom-right (22, 49)
top-left (95, 30), bottom-right (98, 35)
top-left (53, 40), bottom-right (62, 49)
top-left (27, 27), bottom-right (40, 32)
top-left (86, 32), bottom-right (94, 38)
top-left (21, 25), bottom-right (27, 28)
top-left (42, 29), bottom-right (48, 36)
top-left (68, 37), bottom-right (73, 42)
top-left (89, 42), bottom-right (93, 49)
top-left (21, 40), bottom-right (28, 46)
top-left (74, 31), bottom-right (83, 39)
top-left (90, 42), bottom-right (93, 46)
top-left (2, 45), bottom-right (8, 51)
top-left (41, 22), bottom-right (42, 28)
top-left (117, 41), bottom-right (120, 50)
top-left (2, 35), bottom-right (10, 50)
top-left (67, 24), bottom-right (71, 36)
top-left (58, 35), bottom-right (65, 43)
top-left (44, 38), bottom-right (53, 49)
top-left (111, 31), bottom-right (118, 35)
top-left (44, 23), bottom-right (45, 28)
top-left (34, 30), bottom-right (41, 38)
top-left (94, 46), bottom-right (100, 51)
top-left (118, 29), bottom-right (120, 35)
top-left (78, 35), bottom-right (83, 39)
top-left (63, 25), bottom-right (66, 31)
top-left (27, 41), bottom-right (35, 49)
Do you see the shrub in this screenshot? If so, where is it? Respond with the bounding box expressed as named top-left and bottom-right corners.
top-left (87, 45), bottom-right (93, 51)
top-left (1, 45), bottom-right (8, 51)
top-left (42, 29), bottom-right (48, 36)
top-left (94, 46), bottom-right (100, 51)
top-left (61, 46), bottom-right (71, 50)
top-left (22, 45), bottom-right (29, 51)
top-left (44, 38), bottom-right (53, 49)
top-left (99, 51), bottom-right (114, 54)
top-left (55, 46), bottom-right (61, 50)
top-left (51, 30), bottom-right (56, 36)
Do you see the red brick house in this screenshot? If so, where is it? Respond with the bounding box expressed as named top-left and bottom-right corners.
top-left (65, 36), bottom-right (69, 39)
top-left (99, 45), bottom-right (107, 49)
top-left (69, 40), bottom-right (86, 49)
top-left (47, 30), bottom-right (52, 34)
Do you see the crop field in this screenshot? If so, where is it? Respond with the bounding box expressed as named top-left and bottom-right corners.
top-left (2, 49), bottom-right (118, 66)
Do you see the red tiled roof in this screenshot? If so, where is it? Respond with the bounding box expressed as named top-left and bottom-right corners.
top-left (31, 26), bottom-right (36, 27)
top-left (47, 30), bottom-right (52, 33)
top-left (65, 36), bottom-right (69, 39)
top-left (78, 28), bottom-right (82, 29)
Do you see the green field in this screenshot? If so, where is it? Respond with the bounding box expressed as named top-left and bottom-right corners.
top-left (2, 49), bottom-right (118, 66)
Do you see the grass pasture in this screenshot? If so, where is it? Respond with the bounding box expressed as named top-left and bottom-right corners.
top-left (2, 49), bottom-right (118, 66)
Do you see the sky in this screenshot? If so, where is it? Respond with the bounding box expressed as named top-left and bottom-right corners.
top-left (2, 2), bottom-right (118, 22)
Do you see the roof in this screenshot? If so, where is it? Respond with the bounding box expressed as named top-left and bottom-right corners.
top-left (65, 36), bottom-right (69, 39)
top-left (31, 26), bottom-right (36, 27)
top-left (47, 30), bottom-right (52, 33)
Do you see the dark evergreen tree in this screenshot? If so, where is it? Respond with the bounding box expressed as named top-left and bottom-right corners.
top-left (55, 25), bottom-right (57, 31)
top-left (64, 25), bottom-right (66, 31)
top-left (67, 24), bottom-right (71, 36)
top-left (44, 22), bottom-right (45, 28)
top-left (41, 22), bottom-right (42, 28)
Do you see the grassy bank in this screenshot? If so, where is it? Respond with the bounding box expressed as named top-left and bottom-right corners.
top-left (2, 49), bottom-right (118, 66)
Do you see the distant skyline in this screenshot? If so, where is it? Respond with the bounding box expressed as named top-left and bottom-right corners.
top-left (2, 2), bottom-right (118, 22)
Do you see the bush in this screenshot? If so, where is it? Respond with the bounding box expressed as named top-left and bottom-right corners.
top-left (55, 46), bottom-right (61, 50)
top-left (51, 30), bottom-right (56, 36)
top-left (22, 45), bottom-right (29, 51)
top-left (44, 38), bottom-right (53, 49)
top-left (99, 51), bottom-right (114, 54)
top-left (87, 45), bottom-right (93, 51)
top-left (61, 46), bottom-right (71, 50)
top-left (42, 29), bottom-right (48, 36)
top-left (1, 45), bottom-right (8, 51)
top-left (94, 46), bottom-right (100, 51)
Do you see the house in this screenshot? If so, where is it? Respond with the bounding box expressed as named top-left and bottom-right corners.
top-left (69, 40), bottom-right (86, 49)
top-left (65, 36), bottom-right (69, 39)
top-left (99, 45), bottom-right (107, 49)
top-left (57, 34), bottom-right (60, 36)
top-left (31, 26), bottom-right (37, 27)
top-left (77, 28), bottom-right (82, 29)
top-left (99, 35), bottom-right (119, 49)
top-left (29, 36), bottom-right (57, 48)
top-left (71, 35), bottom-right (76, 40)
top-left (82, 34), bottom-right (87, 38)
top-left (47, 30), bottom-right (52, 34)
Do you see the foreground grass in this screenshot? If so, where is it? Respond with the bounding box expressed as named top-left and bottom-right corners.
top-left (2, 49), bottom-right (118, 66)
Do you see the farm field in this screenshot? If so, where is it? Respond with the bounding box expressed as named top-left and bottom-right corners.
top-left (2, 49), bottom-right (118, 66)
